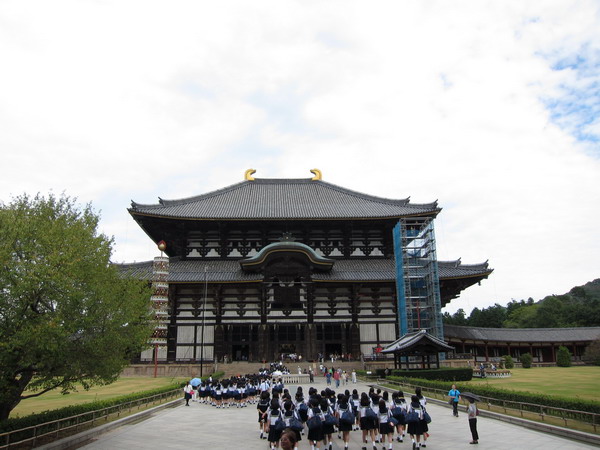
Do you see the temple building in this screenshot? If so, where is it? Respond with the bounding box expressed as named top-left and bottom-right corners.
top-left (122, 170), bottom-right (492, 363)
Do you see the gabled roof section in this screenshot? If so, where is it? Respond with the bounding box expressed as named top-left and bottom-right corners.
top-left (437, 259), bottom-right (493, 279)
top-left (381, 329), bottom-right (454, 353)
top-left (240, 241), bottom-right (334, 273)
top-left (129, 178), bottom-right (440, 220)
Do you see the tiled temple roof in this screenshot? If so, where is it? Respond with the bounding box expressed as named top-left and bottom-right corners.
top-left (129, 178), bottom-right (440, 220)
top-left (444, 324), bottom-right (600, 343)
top-left (437, 259), bottom-right (492, 279)
top-left (117, 257), bottom-right (491, 283)
top-left (382, 329), bottom-right (454, 353)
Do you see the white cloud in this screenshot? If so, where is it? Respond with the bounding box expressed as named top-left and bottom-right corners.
top-left (1, 0), bottom-right (599, 313)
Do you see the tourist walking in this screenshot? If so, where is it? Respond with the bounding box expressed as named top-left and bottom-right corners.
top-left (467, 398), bottom-right (479, 444)
top-left (334, 369), bottom-right (341, 388)
top-left (448, 384), bottom-right (460, 417)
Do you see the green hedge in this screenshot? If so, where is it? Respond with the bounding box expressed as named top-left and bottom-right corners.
top-left (386, 376), bottom-right (600, 422)
top-left (387, 368), bottom-right (473, 381)
top-left (0, 372), bottom-right (224, 438)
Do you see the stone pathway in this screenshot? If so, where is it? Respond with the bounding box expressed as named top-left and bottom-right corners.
top-left (77, 378), bottom-right (597, 449)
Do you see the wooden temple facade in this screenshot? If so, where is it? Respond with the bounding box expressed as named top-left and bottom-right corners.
top-left (122, 170), bottom-right (492, 363)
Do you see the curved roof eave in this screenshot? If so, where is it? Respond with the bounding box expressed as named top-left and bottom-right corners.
top-left (128, 178), bottom-right (440, 220)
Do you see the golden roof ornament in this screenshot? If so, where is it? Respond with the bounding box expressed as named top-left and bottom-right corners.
top-left (245, 169), bottom-right (256, 181)
top-left (310, 169), bottom-right (322, 180)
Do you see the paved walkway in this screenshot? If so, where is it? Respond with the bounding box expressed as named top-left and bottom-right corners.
top-left (77, 378), bottom-right (597, 450)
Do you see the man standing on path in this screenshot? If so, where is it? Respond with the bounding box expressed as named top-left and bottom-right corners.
top-left (448, 384), bottom-right (460, 417)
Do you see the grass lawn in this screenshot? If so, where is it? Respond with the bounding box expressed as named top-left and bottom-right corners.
top-left (11, 377), bottom-right (187, 419)
top-left (461, 366), bottom-right (600, 402)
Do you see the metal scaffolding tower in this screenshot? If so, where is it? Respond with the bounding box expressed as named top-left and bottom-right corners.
top-left (393, 217), bottom-right (443, 339)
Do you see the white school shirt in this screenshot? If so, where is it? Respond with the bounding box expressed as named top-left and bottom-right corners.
top-left (359, 406), bottom-right (373, 418)
top-left (268, 408), bottom-right (282, 426)
top-left (377, 408), bottom-right (391, 423)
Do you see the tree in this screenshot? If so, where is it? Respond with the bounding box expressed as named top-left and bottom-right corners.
top-left (582, 338), bottom-right (600, 366)
top-left (556, 346), bottom-right (572, 367)
top-left (504, 304), bottom-right (539, 328)
top-left (469, 303), bottom-right (507, 328)
top-left (443, 308), bottom-right (468, 326)
top-left (502, 355), bottom-right (514, 369)
top-left (520, 352), bottom-right (533, 368)
top-left (0, 194), bottom-right (153, 420)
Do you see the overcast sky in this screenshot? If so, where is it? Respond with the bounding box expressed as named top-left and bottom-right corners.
top-left (1, 1), bottom-right (599, 314)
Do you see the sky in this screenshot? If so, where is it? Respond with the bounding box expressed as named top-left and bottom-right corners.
top-left (1, 1), bottom-right (599, 314)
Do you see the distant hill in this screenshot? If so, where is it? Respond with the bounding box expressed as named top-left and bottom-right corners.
top-left (443, 279), bottom-right (600, 328)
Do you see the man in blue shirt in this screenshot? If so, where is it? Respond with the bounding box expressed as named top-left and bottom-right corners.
top-left (448, 384), bottom-right (461, 417)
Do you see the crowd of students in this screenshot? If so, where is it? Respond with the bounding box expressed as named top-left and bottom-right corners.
top-left (257, 383), bottom-right (432, 450)
top-left (183, 368), bottom-right (482, 449)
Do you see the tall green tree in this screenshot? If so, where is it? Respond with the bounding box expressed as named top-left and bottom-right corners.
top-left (0, 194), bottom-right (153, 420)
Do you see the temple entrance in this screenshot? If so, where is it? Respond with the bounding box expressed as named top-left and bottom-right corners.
top-left (279, 343), bottom-right (296, 354)
top-left (232, 344), bottom-right (249, 361)
top-left (325, 343), bottom-right (342, 356)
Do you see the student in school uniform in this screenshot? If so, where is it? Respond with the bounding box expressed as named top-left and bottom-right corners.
top-left (377, 398), bottom-right (395, 450)
top-left (407, 395), bottom-right (424, 450)
top-left (183, 382), bottom-right (193, 406)
top-left (335, 394), bottom-right (353, 450)
top-left (359, 393), bottom-right (378, 450)
top-left (415, 387), bottom-right (429, 447)
top-left (257, 391), bottom-right (271, 440)
top-left (266, 398), bottom-right (283, 450)
top-left (320, 397), bottom-right (335, 450)
top-left (351, 390), bottom-right (361, 431)
top-left (391, 392), bottom-right (407, 443)
top-left (282, 400), bottom-right (302, 444)
top-left (307, 397), bottom-right (325, 450)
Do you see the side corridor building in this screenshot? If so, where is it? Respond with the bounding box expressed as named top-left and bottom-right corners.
top-left (122, 171), bottom-right (492, 363)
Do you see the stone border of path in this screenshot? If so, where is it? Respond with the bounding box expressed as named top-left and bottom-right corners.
top-left (372, 383), bottom-right (600, 447)
top-left (38, 398), bottom-right (183, 450)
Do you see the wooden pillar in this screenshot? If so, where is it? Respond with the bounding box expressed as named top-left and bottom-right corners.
top-left (307, 285), bottom-right (315, 324)
top-left (213, 324), bottom-right (225, 362)
top-left (341, 323), bottom-right (347, 355)
top-left (257, 324), bottom-right (269, 362)
top-left (349, 323), bottom-right (360, 359)
top-left (484, 342), bottom-right (489, 362)
top-left (551, 343), bottom-right (556, 362)
top-left (167, 284), bottom-right (178, 362)
top-left (304, 325), bottom-right (312, 360)
top-left (274, 324), bottom-right (280, 361)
